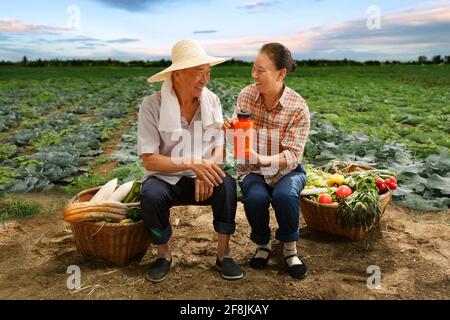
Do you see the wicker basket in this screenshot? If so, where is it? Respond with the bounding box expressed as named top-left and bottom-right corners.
top-left (300, 163), bottom-right (393, 241)
top-left (68, 187), bottom-right (150, 266)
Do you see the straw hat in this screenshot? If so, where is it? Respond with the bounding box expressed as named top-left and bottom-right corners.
top-left (147, 39), bottom-right (231, 83)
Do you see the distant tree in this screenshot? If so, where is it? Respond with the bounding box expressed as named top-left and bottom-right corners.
top-left (0, 60), bottom-right (13, 66)
top-left (28, 58), bottom-right (44, 67)
top-left (365, 60), bottom-right (381, 66)
top-left (418, 56), bottom-right (428, 64)
top-left (7, 57), bottom-right (446, 68)
top-left (432, 55), bottom-right (443, 64)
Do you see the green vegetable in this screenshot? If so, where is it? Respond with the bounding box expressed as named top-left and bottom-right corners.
top-left (336, 190), bottom-right (381, 231)
top-left (335, 170), bottom-right (394, 231)
top-left (305, 165), bottom-right (329, 189)
top-left (349, 170), bottom-right (396, 192)
top-left (343, 177), bottom-right (356, 188)
top-left (127, 208), bottom-right (142, 222)
top-left (122, 181), bottom-right (141, 203)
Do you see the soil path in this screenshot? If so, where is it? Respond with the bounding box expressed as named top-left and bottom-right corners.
top-left (0, 193), bottom-right (448, 300)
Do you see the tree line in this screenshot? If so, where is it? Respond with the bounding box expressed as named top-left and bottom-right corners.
top-left (1, 55), bottom-right (449, 67)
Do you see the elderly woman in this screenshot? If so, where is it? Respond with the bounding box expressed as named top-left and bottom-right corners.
top-left (225, 43), bottom-right (310, 279)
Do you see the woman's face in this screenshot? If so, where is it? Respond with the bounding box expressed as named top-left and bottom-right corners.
top-left (252, 53), bottom-right (283, 94)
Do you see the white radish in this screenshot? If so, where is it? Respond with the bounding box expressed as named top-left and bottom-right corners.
top-left (90, 178), bottom-right (118, 202)
top-left (108, 181), bottom-right (135, 202)
top-left (300, 188), bottom-right (329, 196)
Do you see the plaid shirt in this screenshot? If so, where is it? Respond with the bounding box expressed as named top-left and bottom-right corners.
top-left (232, 84), bottom-right (310, 187)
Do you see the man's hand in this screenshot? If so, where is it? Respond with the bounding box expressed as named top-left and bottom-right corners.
top-left (195, 178), bottom-right (214, 202)
top-left (189, 158), bottom-right (225, 188)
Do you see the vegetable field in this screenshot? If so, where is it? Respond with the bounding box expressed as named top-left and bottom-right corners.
top-left (1, 65), bottom-right (449, 301)
top-left (0, 65), bottom-right (449, 211)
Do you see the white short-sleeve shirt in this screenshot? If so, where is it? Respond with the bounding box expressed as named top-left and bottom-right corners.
top-left (137, 91), bottom-right (224, 185)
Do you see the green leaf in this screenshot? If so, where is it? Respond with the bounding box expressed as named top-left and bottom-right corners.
top-left (425, 174), bottom-right (450, 195)
top-left (397, 193), bottom-right (444, 211)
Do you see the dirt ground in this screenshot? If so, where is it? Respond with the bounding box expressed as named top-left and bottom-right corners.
top-left (0, 192), bottom-right (449, 300)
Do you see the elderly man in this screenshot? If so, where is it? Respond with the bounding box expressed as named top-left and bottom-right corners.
top-left (138, 40), bottom-right (242, 283)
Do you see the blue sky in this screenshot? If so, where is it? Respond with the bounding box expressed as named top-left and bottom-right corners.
top-left (1, 0), bottom-right (449, 61)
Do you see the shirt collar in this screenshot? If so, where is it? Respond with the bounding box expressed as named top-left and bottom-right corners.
top-left (255, 85), bottom-right (289, 111)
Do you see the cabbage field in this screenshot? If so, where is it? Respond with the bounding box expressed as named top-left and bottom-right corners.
top-left (0, 65), bottom-right (449, 211)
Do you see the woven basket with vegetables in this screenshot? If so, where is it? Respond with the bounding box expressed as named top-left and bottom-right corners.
top-left (300, 161), bottom-right (397, 241)
top-left (63, 179), bottom-right (150, 266)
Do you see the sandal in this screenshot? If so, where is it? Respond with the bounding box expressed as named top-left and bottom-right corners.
top-left (250, 247), bottom-right (272, 269)
top-left (284, 254), bottom-right (308, 279)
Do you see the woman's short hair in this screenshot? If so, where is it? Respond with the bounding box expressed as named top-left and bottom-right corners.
top-left (260, 43), bottom-right (297, 73)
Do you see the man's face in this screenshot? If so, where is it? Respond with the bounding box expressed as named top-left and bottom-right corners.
top-left (175, 64), bottom-right (211, 98)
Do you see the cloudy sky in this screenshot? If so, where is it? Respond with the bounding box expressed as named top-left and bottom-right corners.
top-left (1, 0), bottom-right (449, 61)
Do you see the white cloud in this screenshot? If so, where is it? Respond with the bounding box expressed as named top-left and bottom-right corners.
top-left (0, 18), bottom-right (70, 33)
top-left (201, 6), bottom-right (450, 60)
top-left (237, 0), bottom-right (279, 13)
top-left (2, 2), bottom-right (450, 61)
top-left (237, 0), bottom-right (277, 9)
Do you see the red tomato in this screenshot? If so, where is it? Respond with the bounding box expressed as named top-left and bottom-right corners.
top-left (390, 177), bottom-right (397, 184)
top-left (385, 178), bottom-right (391, 185)
top-left (318, 194), bottom-right (333, 204)
top-left (379, 183), bottom-right (387, 193)
top-left (376, 178), bottom-right (384, 187)
top-left (388, 181), bottom-right (397, 190)
top-left (336, 186), bottom-right (353, 199)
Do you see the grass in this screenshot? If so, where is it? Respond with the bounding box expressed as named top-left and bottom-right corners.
top-left (0, 66), bottom-right (160, 80)
top-left (0, 194), bottom-right (42, 221)
top-left (62, 172), bottom-right (112, 196)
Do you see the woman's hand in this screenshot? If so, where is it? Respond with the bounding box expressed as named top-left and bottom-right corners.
top-left (248, 149), bottom-right (275, 166)
top-left (248, 148), bottom-right (260, 165)
top-left (195, 178), bottom-right (214, 202)
top-left (223, 118), bottom-right (235, 130)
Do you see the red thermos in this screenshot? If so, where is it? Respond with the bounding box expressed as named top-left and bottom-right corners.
top-left (234, 109), bottom-right (253, 160)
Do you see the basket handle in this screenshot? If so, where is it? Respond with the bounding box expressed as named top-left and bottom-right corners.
top-left (89, 222), bottom-right (107, 257)
top-left (348, 162), bottom-right (373, 173)
top-left (91, 222), bottom-right (107, 238)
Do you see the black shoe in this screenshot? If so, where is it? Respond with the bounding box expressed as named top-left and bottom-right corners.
top-left (249, 247), bottom-right (272, 269)
top-left (146, 257), bottom-right (172, 283)
top-left (285, 254), bottom-right (308, 279)
top-left (215, 257), bottom-right (243, 280)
